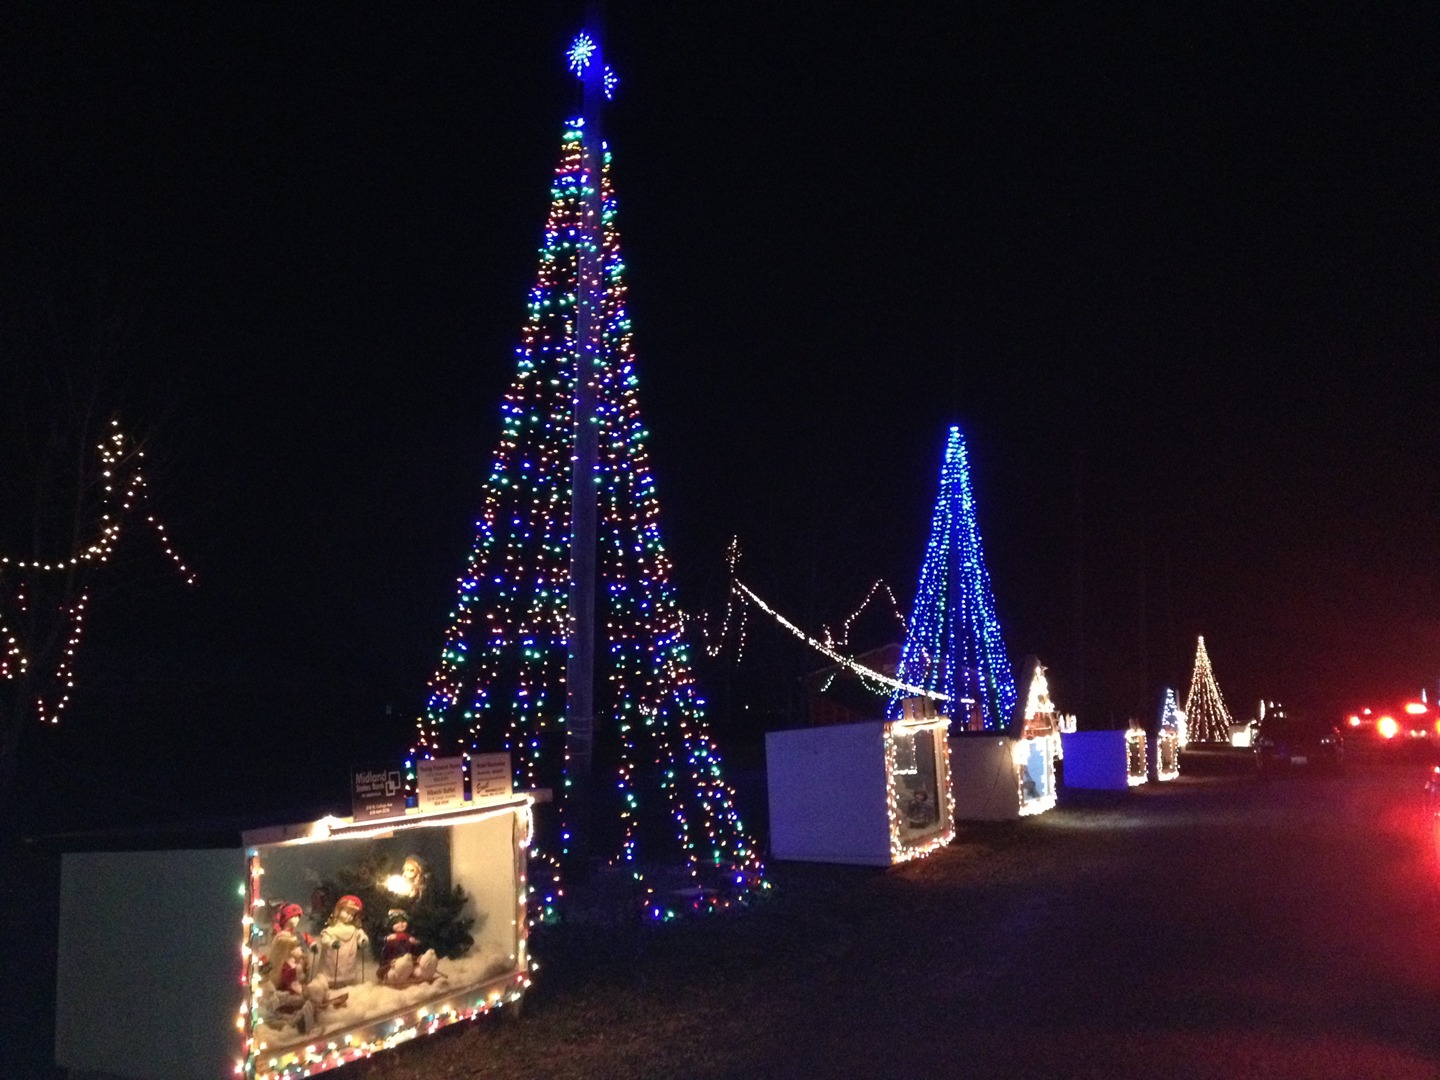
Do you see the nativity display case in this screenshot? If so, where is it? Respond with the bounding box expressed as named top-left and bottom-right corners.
top-left (54, 793), bottom-right (533, 1080)
top-left (766, 716), bottom-right (954, 865)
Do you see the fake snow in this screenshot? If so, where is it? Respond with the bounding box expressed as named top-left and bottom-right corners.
top-left (255, 944), bottom-right (511, 1051)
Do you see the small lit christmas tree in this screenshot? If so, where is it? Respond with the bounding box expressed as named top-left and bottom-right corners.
top-left (410, 29), bottom-right (760, 919)
top-left (889, 427), bottom-right (1017, 731)
top-left (1183, 635), bottom-right (1233, 743)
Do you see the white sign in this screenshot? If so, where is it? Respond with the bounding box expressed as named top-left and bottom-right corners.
top-left (416, 756), bottom-right (465, 812)
top-left (470, 752), bottom-right (513, 799)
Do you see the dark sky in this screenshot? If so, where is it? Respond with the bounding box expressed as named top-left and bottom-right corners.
top-left (2, 4), bottom-right (1437, 823)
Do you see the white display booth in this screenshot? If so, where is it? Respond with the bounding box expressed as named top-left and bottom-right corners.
top-left (1061, 728), bottom-right (1149, 790)
top-left (948, 732), bottom-right (1058, 820)
top-left (54, 794), bottom-right (533, 1080)
top-left (766, 715), bottom-right (954, 865)
top-left (948, 658), bottom-right (1062, 820)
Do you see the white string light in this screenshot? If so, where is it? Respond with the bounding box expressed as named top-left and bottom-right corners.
top-left (731, 579), bottom-right (949, 702)
top-left (0, 417), bottom-right (195, 724)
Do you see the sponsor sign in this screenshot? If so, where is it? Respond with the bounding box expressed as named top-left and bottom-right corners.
top-left (471, 752), bottom-right (513, 798)
top-left (351, 765), bottom-right (405, 822)
top-left (416, 756), bottom-right (466, 812)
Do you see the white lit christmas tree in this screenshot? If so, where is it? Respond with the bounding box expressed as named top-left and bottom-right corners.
top-left (889, 426), bottom-right (1017, 731)
top-left (1183, 635), bottom-right (1233, 743)
top-left (409, 29), bottom-right (761, 920)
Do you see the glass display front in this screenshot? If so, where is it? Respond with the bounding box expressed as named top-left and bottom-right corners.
top-left (245, 807), bottom-right (526, 1076)
top-left (892, 725), bottom-right (946, 847)
top-left (1013, 734), bottom-right (1057, 815)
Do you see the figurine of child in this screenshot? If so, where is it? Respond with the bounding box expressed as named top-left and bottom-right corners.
top-left (378, 908), bottom-right (439, 986)
top-left (313, 894), bottom-right (370, 987)
top-left (266, 901), bottom-right (312, 986)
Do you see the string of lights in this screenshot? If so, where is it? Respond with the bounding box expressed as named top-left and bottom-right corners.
top-left (0, 418), bottom-right (195, 723)
top-left (1183, 635), bottom-right (1233, 743)
top-left (731, 579), bottom-right (949, 702)
top-left (409, 33), bottom-right (762, 921)
top-left (888, 426), bottom-right (1016, 730)
top-left (823, 577), bottom-right (908, 653)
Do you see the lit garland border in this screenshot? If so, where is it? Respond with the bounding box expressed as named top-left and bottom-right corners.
top-left (882, 717), bottom-right (955, 863)
top-left (236, 799), bottom-right (535, 1080)
top-left (1125, 728), bottom-right (1148, 786)
top-left (1013, 733), bottom-right (1059, 817)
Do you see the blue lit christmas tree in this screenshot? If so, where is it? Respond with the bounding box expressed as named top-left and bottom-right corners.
top-left (888, 427), bottom-right (1017, 731)
top-left (410, 29), bottom-right (760, 918)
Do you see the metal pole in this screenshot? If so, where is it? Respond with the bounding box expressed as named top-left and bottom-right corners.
top-left (564, 9), bottom-right (605, 883)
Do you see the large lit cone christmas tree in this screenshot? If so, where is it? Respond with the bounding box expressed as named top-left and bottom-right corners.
top-left (888, 426), bottom-right (1017, 731)
top-left (409, 29), bottom-right (761, 922)
top-left (1183, 635), bottom-right (1234, 743)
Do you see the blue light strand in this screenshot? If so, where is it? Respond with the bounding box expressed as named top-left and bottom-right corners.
top-left (889, 427), bottom-right (1017, 730)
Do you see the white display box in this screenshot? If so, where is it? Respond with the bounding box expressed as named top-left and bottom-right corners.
top-left (948, 732), bottom-right (1058, 820)
top-left (766, 717), bottom-right (953, 865)
top-left (54, 795), bottom-right (533, 1080)
top-left (1061, 730), bottom-right (1148, 790)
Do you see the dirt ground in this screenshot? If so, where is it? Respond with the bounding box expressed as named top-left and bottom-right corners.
top-left (339, 749), bottom-right (1440, 1080)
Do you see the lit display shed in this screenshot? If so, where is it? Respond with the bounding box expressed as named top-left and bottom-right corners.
top-left (766, 713), bottom-right (954, 865)
top-left (948, 657), bottom-right (1061, 820)
top-left (1061, 727), bottom-right (1148, 790)
top-left (54, 794), bottom-right (533, 1080)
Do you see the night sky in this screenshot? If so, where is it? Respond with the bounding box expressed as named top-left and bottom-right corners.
top-left (3, 4), bottom-right (1437, 826)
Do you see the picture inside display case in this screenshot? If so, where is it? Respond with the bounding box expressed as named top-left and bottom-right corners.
top-left (892, 724), bottom-right (942, 840)
top-left (888, 719), bottom-right (953, 856)
top-left (1012, 734), bottom-right (1057, 815)
top-left (243, 799), bottom-right (530, 1079)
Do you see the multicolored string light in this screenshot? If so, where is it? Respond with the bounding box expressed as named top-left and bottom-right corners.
top-left (410, 43), bottom-right (761, 918)
top-left (1183, 635), bottom-right (1233, 743)
top-left (888, 427), bottom-right (1016, 730)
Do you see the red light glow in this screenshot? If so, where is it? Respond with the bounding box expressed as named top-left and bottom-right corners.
top-left (1377, 715), bottom-right (1399, 739)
